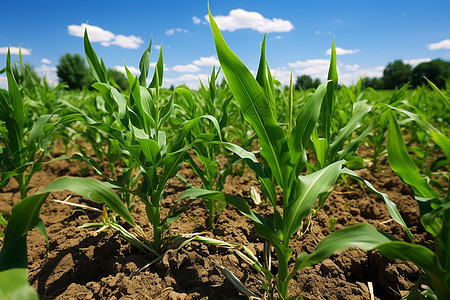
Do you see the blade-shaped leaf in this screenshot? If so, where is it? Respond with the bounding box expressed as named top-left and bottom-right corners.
top-left (341, 168), bottom-right (414, 243)
top-left (209, 7), bottom-right (287, 189)
top-left (388, 111), bottom-right (440, 200)
top-left (0, 268), bottom-right (38, 300)
top-left (139, 39), bottom-right (152, 86)
top-left (284, 160), bottom-right (345, 237)
top-left (288, 82), bottom-right (328, 176)
top-left (84, 29), bottom-right (108, 83)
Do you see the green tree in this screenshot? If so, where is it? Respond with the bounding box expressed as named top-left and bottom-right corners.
top-left (412, 59), bottom-right (450, 88)
top-left (107, 68), bottom-right (129, 91)
top-left (382, 60), bottom-right (412, 89)
top-left (362, 77), bottom-right (384, 89)
top-left (56, 53), bottom-right (94, 89)
top-left (295, 74), bottom-right (321, 90)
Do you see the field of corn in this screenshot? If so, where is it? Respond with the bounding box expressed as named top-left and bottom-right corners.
top-left (0, 9), bottom-right (449, 300)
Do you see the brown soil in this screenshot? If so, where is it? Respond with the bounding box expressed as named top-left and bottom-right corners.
top-left (0, 153), bottom-right (433, 300)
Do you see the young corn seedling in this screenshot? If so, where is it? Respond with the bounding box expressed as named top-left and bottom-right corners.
top-left (175, 67), bottom-right (238, 229)
top-left (180, 7), bottom-right (416, 298)
top-left (0, 176), bottom-right (134, 299)
top-left (69, 29), bottom-right (225, 255)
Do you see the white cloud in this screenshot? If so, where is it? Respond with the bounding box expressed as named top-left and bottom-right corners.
top-left (36, 65), bottom-right (58, 85)
top-left (192, 56), bottom-right (220, 67)
top-left (68, 23), bottom-right (144, 49)
top-left (192, 16), bottom-right (201, 24)
top-left (326, 47), bottom-right (360, 55)
top-left (165, 28), bottom-right (188, 36)
top-left (0, 76), bottom-right (7, 89)
top-left (113, 65), bottom-right (140, 75)
top-left (101, 35), bottom-right (143, 49)
top-left (285, 58), bottom-right (383, 86)
top-left (0, 47), bottom-right (32, 55)
top-left (427, 39), bottom-right (450, 50)
top-left (170, 64), bottom-right (201, 73)
top-left (270, 68), bottom-right (291, 85)
top-left (343, 64), bottom-right (360, 72)
top-left (275, 35), bottom-right (282, 40)
top-left (41, 58), bottom-right (51, 64)
top-left (154, 45), bottom-right (161, 50)
top-left (207, 8), bottom-right (294, 33)
top-left (403, 58), bottom-right (431, 66)
top-left (288, 59), bottom-right (329, 69)
top-left (288, 59), bottom-right (330, 83)
top-left (163, 73), bottom-right (210, 89)
top-left (68, 23), bottom-right (114, 42)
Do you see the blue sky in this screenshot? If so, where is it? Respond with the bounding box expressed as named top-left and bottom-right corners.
top-left (1, 0), bottom-right (449, 89)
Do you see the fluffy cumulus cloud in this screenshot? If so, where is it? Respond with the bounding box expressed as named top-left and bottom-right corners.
top-left (170, 64), bottom-right (201, 73)
top-left (0, 76), bottom-right (7, 89)
top-left (427, 39), bottom-right (450, 50)
top-left (192, 16), bottom-right (201, 24)
top-left (163, 73), bottom-right (210, 89)
top-left (288, 59), bottom-right (329, 69)
top-left (36, 65), bottom-right (59, 85)
top-left (113, 65), bottom-right (140, 75)
top-left (207, 8), bottom-right (293, 33)
top-left (403, 58), bottom-right (431, 66)
top-left (286, 58), bottom-right (384, 86)
top-left (68, 23), bottom-right (144, 49)
top-left (326, 47), bottom-right (359, 55)
top-left (0, 47), bottom-right (32, 55)
top-left (41, 58), bottom-right (51, 64)
top-left (102, 35), bottom-right (143, 49)
top-left (192, 56), bottom-right (220, 67)
top-left (165, 28), bottom-right (188, 36)
top-left (270, 67), bottom-right (291, 84)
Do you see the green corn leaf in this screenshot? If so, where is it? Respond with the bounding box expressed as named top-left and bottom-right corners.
top-left (387, 105), bottom-right (450, 161)
top-left (320, 39), bottom-right (338, 142)
top-left (84, 29), bottom-right (108, 83)
top-left (0, 268), bottom-right (38, 300)
top-left (5, 49), bottom-right (25, 141)
top-left (341, 168), bottom-right (414, 242)
top-left (388, 111), bottom-right (440, 200)
top-left (209, 7), bottom-right (287, 190)
top-left (0, 192), bottom-right (49, 270)
top-left (40, 177), bottom-right (135, 226)
top-left (291, 223), bottom-right (437, 273)
top-left (256, 35), bottom-right (275, 114)
top-left (139, 39), bottom-right (152, 86)
top-left (329, 100), bottom-right (371, 160)
top-left (288, 69), bottom-right (294, 136)
top-left (284, 160), bottom-right (345, 237)
top-left (290, 223), bottom-right (449, 299)
top-left (288, 81), bottom-right (328, 176)
top-left (178, 188), bottom-right (262, 225)
top-left (424, 77), bottom-right (450, 110)
top-left (149, 45), bottom-right (163, 88)
top-left (138, 138), bottom-right (160, 165)
top-left (34, 218), bottom-right (49, 251)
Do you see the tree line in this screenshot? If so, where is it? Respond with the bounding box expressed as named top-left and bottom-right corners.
top-left (296, 59), bottom-right (449, 90)
top-left (17, 53), bottom-right (450, 91)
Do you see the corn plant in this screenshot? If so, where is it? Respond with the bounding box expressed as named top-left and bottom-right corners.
top-left (178, 8), bottom-right (414, 299)
top-left (0, 176), bottom-right (134, 299)
top-left (0, 49), bottom-right (77, 201)
top-left (70, 29), bottom-right (225, 254)
top-left (297, 107), bottom-right (449, 300)
top-left (174, 68), bottom-right (238, 229)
